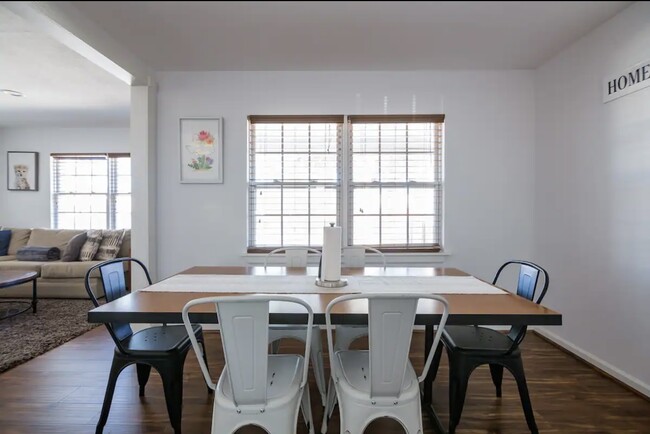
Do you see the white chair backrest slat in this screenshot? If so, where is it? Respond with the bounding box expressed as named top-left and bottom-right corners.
top-left (368, 297), bottom-right (419, 398)
top-left (217, 299), bottom-right (270, 406)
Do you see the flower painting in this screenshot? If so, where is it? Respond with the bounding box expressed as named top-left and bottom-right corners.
top-left (180, 118), bottom-right (223, 183)
top-left (186, 130), bottom-right (215, 170)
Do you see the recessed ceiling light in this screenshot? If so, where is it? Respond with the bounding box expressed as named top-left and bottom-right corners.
top-left (0, 89), bottom-right (24, 97)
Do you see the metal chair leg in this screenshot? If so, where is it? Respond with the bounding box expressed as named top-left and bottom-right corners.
top-left (489, 363), bottom-right (504, 397)
top-left (158, 359), bottom-right (185, 434)
top-left (96, 356), bottom-right (130, 433)
top-left (136, 363), bottom-right (152, 397)
top-left (508, 357), bottom-right (538, 434)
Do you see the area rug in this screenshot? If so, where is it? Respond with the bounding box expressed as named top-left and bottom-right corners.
top-left (0, 299), bottom-right (100, 373)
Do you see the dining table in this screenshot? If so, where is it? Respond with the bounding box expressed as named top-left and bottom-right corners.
top-left (87, 265), bottom-right (562, 433)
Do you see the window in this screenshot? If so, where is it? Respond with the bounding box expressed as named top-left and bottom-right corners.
top-left (51, 153), bottom-right (131, 230)
top-left (248, 116), bottom-right (343, 250)
top-left (247, 115), bottom-right (444, 252)
top-left (348, 115), bottom-right (444, 251)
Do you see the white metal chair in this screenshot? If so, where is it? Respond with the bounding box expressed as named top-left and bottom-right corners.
top-left (341, 245), bottom-right (387, 269)
top-left (182, 295), bottom-right (316, 434)
top-left (321, 293), bottom-right (449, 434)
top-left (264, 246), bottom-right (322, 268)
top-left (335, 246), bottom-right (387, 351)
top-left (264, 247), bottom-right (328, 406)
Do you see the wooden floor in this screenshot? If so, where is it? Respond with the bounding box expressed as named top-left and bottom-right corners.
top-left (0, 328), bottom-right (649, 434)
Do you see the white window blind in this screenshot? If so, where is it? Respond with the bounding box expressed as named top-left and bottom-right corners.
top-left (248, 116), bottom-right (343, 250)
top-left (348, 115), bottom-right (444, 252)
top-left (247, 114), bottom-right (444, 252)
top-left (51, 153), bottom-right (131, 230)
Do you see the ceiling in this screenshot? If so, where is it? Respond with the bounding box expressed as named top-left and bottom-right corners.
top-left (0, 5), bottom-right (129, 127)
top-left (73, 1), bottom-right (631, 71)
top-left (0, 1), bottom-right (632, 128)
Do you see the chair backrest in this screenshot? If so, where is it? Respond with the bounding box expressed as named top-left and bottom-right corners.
top-left (342, 245), bottom-right (387, 268)
top-left (264, 246), bottom-right (321, 268)
top-left (493, 260), bottom-right (549, 348)
top-left (182, 295), bottom-right (313, 409)
top-left (325, 293), bottom-right (449, 400)
top-left (85, 257), bottom-right (152, 352)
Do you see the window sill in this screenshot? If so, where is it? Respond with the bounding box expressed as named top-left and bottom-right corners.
top-left (242, 251), bottom-right (451, 266)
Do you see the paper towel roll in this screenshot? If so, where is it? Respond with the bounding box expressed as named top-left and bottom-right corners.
top-left (321, 225), bottom-right (342, 282)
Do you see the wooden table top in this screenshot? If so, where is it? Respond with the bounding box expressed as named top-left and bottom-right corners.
top-left (88, 266), bottom-right (562, 327)
top-left (0, 270), bottom-right (38, 289)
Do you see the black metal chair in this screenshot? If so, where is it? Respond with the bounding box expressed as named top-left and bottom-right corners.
top-left (85, 257), bottom-right (212, 434)
top-left (430, 260), bottom-right (550, 434)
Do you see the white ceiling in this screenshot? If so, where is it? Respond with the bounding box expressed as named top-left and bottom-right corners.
top-left (74, 1), bottom-right (631, 71)
top-left (0, 1), bottom-right (632, 128)
top-left (0, 5), bottom-right (129, 128)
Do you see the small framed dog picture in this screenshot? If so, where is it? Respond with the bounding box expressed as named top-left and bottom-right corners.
top-left (7, 151), bottom-right (39, 191)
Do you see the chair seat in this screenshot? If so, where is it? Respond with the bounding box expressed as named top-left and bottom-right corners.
top-left (442, 326), bottom-right (518, 356)
top-left (220, 354), bottom-right (304, 401)
top-left (335, 350), bottom-right (415, 394)
top-left (121, 324), bottom-right (201, 354)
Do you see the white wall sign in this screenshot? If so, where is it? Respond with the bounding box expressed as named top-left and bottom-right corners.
top-left (603, 59), bottom-right (650, 103)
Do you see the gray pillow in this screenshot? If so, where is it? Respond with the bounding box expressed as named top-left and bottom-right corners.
top-left (61, 232), bottom-right (87, 262)
top-left (95, 229), bottom-right (126, 261)
top-left (79, 230), bottom-right (103, 262)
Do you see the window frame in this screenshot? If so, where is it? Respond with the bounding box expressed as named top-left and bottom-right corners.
top-left (247, 115), bottom-right (444, 253)
top-left (50, 153), bottom-right (131, 230)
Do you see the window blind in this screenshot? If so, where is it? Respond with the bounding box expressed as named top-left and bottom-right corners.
top-left (248, 116), bottom-right (344, 250)
top-left (347, 115), bottom-right (444, 252)
top-left (51, 153), bottom-right (131, 230)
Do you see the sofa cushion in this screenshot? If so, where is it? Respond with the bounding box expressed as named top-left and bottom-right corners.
top-left (3, 228), bottom-right (31, 255)
top-left (61, 232), bottom-right (88, 262)
top-left (0, 230), bottom-right (11, 256)
top-left (0, 260), bottom-right (46, 275)
top-left (27, 228), bottom-right (85, 252)
top-left (41, 261), bottom-right (102, 279)
top-left (80, 230), bottom-right (103, 261)
top-left (0, 255), bottom-right (16, 262)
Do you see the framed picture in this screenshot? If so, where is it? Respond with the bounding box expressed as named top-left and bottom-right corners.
top-left (179, 117), bottom-right (223, 183)
top-left (7, 151), bottom-right (39, 191)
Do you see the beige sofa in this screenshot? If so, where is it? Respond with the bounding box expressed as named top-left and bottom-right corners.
top-left (0, 227), bottom-right (131, 299)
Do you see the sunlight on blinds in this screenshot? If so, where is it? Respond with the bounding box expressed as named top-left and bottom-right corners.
top-left (248, 118), bottom-right (343, 248)
top-left (51, 154), bottom-right (131, 230)
top-left (349, 120), bottom-right (443, 250)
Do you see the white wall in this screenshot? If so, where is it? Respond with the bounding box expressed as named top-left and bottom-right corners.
top-left (535, 2), bottom-right (650, 394)
top-left (156, 71), bottom-right (536, 280)
top-left (0, 127), bottom-right (129, 228)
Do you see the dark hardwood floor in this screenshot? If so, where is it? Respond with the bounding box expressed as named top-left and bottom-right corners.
top-left (0, 327), bottom-right (648, 434)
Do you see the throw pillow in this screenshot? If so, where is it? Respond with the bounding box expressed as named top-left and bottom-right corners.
top-left (61, 232), bottom-right (88, 262)
top-left (95, 229), bottom-right (126, 261)
top-left (16, 246), bottom-right (61, 261)
top-left (0, 230), bottom-right (11, 256)
top-left (79, 230), bottom-right (103, 262)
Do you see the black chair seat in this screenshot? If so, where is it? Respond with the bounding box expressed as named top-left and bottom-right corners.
top-left (442, 326), bottom-right (520, 357)
top-left (121, 324), bottom-right (201, 355)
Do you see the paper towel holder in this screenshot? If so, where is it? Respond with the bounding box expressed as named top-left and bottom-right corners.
top-left (316, 222), bottom-right (348, 288)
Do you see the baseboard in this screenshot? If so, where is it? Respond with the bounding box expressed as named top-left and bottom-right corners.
top-left (534, 328), bottom-right (650, 400)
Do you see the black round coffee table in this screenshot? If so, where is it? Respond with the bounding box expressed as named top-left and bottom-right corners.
top-left (0, 270), bottom-right (38, 320)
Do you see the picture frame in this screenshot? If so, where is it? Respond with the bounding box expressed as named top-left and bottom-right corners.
top-left (179, 117), bottom-right (224, 183)
top-left (7, 151), bottom-right (39, 191)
